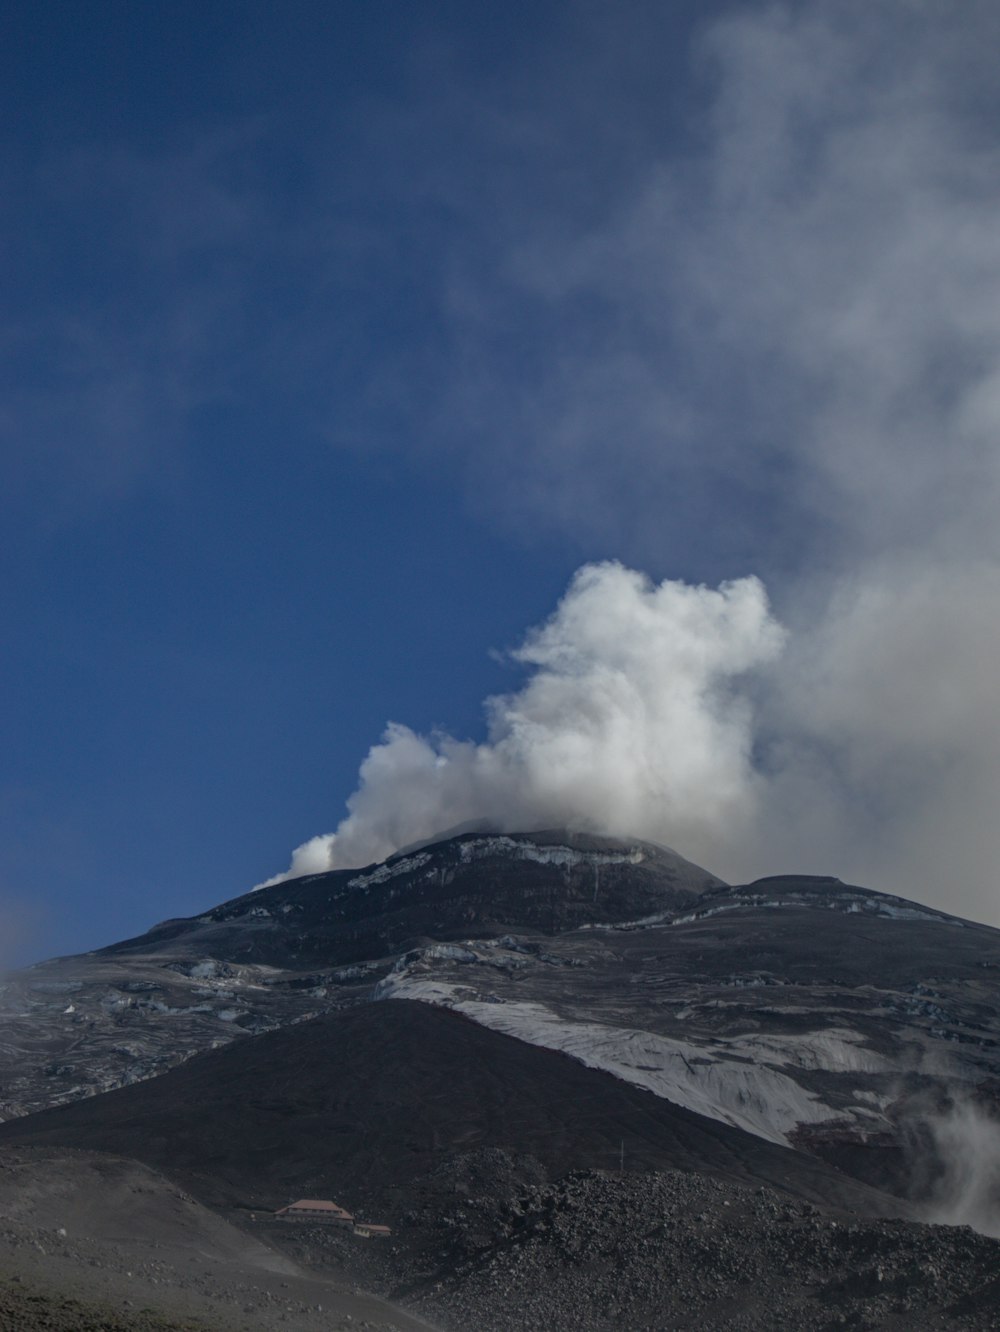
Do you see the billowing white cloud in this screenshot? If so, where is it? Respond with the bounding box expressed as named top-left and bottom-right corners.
top-left (259, 561), bottom-right (785, 884)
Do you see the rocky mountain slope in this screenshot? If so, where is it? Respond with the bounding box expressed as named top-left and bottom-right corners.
top-left (0, 832), bottom-right (719, 1119)
top-left (4, 828), bottom-right (1000, 1327)
top-left (3, 827), bottom-right (998, 1209)
top-left (6, 1005), bottom-right (1000, 1330)
top-left (396, 1159), bottom-right (1000, 1332)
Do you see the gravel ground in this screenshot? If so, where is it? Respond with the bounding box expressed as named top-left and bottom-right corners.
top-left (267, 1150), bottom-right (1000, 1332)
top-left (3, 1144), bottom-right (999, 1330)
top-left (409, 1162), bottom-right (1000, 1331)
top-left (0, 1217), bottom-right (417, 1332)
top-left (0, 1271), bottom-right (209, 1331)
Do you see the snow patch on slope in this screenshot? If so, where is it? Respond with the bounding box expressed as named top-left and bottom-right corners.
top-left (456, 836), bottom-right (646, 869)
top-left (347, 852), bottom-right (432, 892)
top-left (378, 974), bottom-right (868, 1145)
top-left (671, 893), bottom-right (961, 927)
top-left (581, 910), bottom-right (676, 932)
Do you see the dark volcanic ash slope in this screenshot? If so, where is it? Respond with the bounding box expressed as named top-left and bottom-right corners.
top-left (375, 866), bottom-right (1000, 1199)
top-left (112, 830), bottom-right (721, 967)
top-left (5, 1001), bottom-right (967, 1332)
top-left (0, 1000), bottom-right (898, 1220)
top-left (2, 1029), bottom-right (1000, 1331)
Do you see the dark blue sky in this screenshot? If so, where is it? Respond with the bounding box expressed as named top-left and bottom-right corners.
top-left (0, 2), bottom-right (717, 960)
top-left (6, 1), bottom-right (1000, 960)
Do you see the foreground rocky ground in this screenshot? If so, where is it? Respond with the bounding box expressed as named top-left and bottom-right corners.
top-left (1, 1142), bottom-right (999, 1329)
top-left (0, 1271), bottom-right (208, 1332)
top-left (0, 1268), bottom-right (220, 1332)
top-left (268, 1151), bottom-right (1000, 1332)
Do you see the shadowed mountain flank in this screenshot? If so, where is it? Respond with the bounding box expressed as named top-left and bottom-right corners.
top-left (0, 1000), bottom-right (900, 1220)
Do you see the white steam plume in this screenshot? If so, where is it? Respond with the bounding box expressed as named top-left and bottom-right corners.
top-left (258, 562), bottom-right (784, 885)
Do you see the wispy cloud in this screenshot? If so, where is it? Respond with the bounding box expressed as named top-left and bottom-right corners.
top-left (919, 1098), bottom-right (1000, 1237)
top-left (0, 889), bottom-right (40, 973)
top-left (1, 129), bottom-right (267, 523)
top-left (420, 3), bottom-right (1000, 564)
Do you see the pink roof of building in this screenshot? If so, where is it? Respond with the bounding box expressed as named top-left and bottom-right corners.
top-left (275, 1199), bottom-right (353, 1218)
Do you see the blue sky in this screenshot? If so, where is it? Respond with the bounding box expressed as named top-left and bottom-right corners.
top-left (2, 0), bottom-right (685, 959)
top-left (5, 1), bottom-right (1000, 963)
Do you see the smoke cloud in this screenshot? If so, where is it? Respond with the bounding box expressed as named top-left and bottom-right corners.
top-left (260, 562), bottom-right (784, 884)
top-left (266, 3), bottom-right (1000, 922)
top-left (917, 1100), bottom-right (1000, 1238)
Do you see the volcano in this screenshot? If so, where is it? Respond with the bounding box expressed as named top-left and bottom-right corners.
top-left (2, 829), bottom-right (1000, 1328)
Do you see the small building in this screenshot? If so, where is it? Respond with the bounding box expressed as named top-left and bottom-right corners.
top-left (353, 1222), bottom-right (392, 1239)
top-left (274, 1199), bottom-right (354, 1227)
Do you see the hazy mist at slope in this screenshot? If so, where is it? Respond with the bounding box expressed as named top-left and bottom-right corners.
top-left (920, 1100), bottom-right (1000, 1239)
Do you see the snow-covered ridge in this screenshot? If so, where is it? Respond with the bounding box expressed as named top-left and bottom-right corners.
top-left (670, 892), bottom-right (960, 927)
top-left (581, 910), bottom-right (675, 932)
top-left (343, 835), bottom-right (648, 894)
top-left (347, 851), bottom-right (432, 892)
top-left (456, 835), bottom-right (646, 869)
